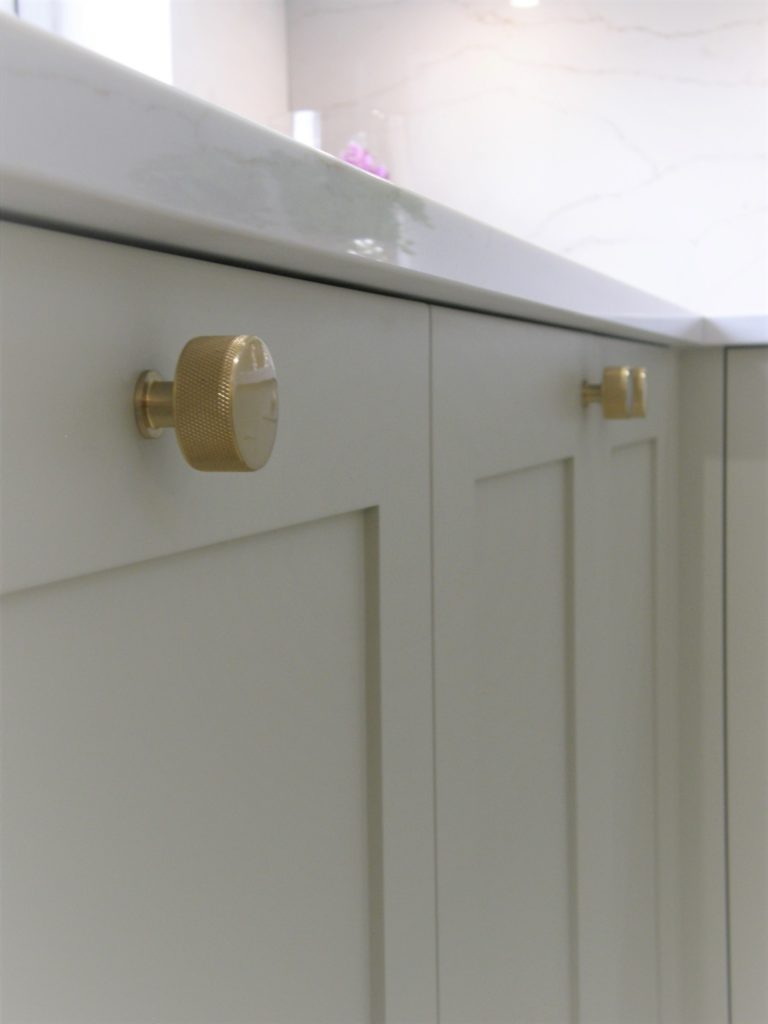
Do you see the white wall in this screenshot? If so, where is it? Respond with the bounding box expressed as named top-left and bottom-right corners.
top-left (17, 0), bottom-right (173, 81)
top-left (14, 1), bottom-right (290, 133)
top-left (171, 0), bottom-right (290, 135)
top-left (286, 0), bottom-right (768, 315)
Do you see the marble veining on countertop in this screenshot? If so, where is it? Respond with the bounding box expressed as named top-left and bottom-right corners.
top-left (287, 0), bottom-right (768, 321)
top-left (0, 16), bottom-right (764, 346)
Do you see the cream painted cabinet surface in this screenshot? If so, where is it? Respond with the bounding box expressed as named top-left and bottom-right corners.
top-left (726, 347), bottom-right (768, 1024)
top-left (0, 223), bottom-right (438, 1023)
top-left (431, 308), bottom-right (679, 1024)
top-left (1, 221), bottom-right (682, 1024)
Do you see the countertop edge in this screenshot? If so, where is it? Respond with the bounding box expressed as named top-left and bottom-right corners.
top-left (1, 15), bottom-right (761, 347)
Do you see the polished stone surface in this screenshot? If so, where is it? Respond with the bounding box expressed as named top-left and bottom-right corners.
top-left (288, 0), bottom-right (768, 318)
top-left (0, 14), bottom-right (762, 345)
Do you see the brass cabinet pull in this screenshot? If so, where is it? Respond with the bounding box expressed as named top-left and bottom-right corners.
top-left (134, 335), bottom-right (278, 471)
top-left (581, 366), bottom-right (647, 419)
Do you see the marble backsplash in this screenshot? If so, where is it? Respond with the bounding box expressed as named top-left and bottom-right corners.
top-left (286, 0), bottom-right (767, 315)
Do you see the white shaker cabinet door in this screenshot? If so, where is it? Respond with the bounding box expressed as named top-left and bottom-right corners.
top-left (726, 347), bottom-right (768, 1024)
top-left (431, 308), bottom-right (679, 1024)
top-left (0, 223), bottom-right (437, 1024)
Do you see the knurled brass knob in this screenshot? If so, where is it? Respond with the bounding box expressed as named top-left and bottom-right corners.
top-left (581, 366), bottom-right (647, 419)
top-left (134, 335), bottom-right (278, 471)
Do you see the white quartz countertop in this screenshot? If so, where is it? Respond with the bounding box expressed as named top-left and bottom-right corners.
top-left (0, 16), bottom-right (764, 347)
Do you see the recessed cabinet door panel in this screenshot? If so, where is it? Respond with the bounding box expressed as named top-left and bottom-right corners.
top-left (465, 461), bottom-right (576, 1021)
top-left (431, 310), bottom-right (678, 1024)
top-left (3, 515), bottom-right (373, 1021)
top-left (596, 440), bottom-right (659, 1015)
top-left (0, 224), bottom-right (437, 1024)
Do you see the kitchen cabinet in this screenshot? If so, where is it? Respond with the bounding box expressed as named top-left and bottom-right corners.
top-left (5, 19), bottom-right (767, 1020)
top-left (726, 347), bottom-right (768, 1024)
top-left (676, 346), bottom-right (768, 1024)
top-left (432, 308), bottom-right (679, 1023)
top-left (0, 222), bottom-right (438, 1023)
top-left (1, 221), bottom-right (681, 1022)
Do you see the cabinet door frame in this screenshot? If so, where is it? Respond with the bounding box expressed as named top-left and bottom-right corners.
top-left (0, 222), bottom-right (438, 1023)
top-left (430, 307), bottom-right (680, 1023)
top-left (578, 336), bottom-right (681, 1023)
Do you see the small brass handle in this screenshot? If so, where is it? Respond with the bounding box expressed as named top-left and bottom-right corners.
top-left (581, 366), bottom-right (647, 419)
top-left (134, 335), bottom-right (278, 471)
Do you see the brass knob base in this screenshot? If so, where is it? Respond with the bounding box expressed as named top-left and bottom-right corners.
top-left (581, 381), bottom-right (603, 408)
top-left (134, 370), bottom-right (174, 438)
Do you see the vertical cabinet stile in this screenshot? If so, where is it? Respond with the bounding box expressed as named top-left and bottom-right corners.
top-left (726, 347), bottom-right (768, 1024)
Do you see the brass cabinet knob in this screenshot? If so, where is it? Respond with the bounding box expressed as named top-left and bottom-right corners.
top-left (134, 335), bottom-right (278, 471)
top-left (581, 366), bottom-right (647, 419)
top-left (628, 366), bottom-right (647, 418)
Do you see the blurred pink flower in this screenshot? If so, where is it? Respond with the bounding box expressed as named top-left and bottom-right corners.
top-left (340, 140), bottom-right (390, 180)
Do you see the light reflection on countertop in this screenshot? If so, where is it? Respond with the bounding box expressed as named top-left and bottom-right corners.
top-left (0, 15), bottom-right (764, 346)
